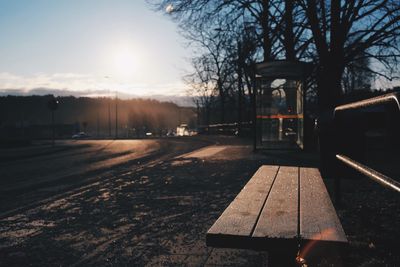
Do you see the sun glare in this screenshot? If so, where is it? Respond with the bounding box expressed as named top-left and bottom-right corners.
top-left (111, 44), bottom-right (138, 79)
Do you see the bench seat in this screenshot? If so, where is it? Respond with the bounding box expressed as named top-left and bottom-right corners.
top-left (206, 165), bottom-right (347, 251)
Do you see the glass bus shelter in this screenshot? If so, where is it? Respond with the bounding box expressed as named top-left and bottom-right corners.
top-left (254, 61), bottom-right (311, 150)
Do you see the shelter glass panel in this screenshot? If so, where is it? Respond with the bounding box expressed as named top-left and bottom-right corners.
top-left (256, 78), bottom-right (304, 149)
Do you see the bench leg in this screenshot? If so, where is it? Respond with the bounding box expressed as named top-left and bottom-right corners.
top-left (335, 175), bottom-right (342, 207)
top-left (268, 251), bottom-right (297, 267)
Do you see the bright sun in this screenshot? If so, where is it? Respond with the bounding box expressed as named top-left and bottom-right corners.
top-left (111, 45), bottom-right (138, 79)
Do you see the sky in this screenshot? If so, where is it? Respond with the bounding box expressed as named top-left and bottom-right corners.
top-left (0, 0), bottom-right (192, 97)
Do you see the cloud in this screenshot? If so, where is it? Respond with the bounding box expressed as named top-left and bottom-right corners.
top-left (0, 72), bottom-right (188, 97)
top-left (0, 87), bottom-right (108, 97)
top-left (0, 71), bottom-right (194, 106)
top-left (0, 72), bottom-right (96, 92)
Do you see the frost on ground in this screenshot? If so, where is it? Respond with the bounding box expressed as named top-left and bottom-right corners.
top-left (0, 139), bottom-right (398, 266)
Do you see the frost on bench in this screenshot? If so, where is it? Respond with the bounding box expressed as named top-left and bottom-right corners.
top-left (206, 165), bottom-right (347, 251)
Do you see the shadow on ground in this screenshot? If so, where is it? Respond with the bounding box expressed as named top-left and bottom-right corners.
top-left (0, 143), bottom-right (268, 266)
top-left (0, 137), bottom-right (398, 266)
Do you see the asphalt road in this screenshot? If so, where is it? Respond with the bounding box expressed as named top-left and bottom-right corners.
top-left (0, 137), bottom-right (268, 267)
top-left (0, 139), bottom-right (210, 214)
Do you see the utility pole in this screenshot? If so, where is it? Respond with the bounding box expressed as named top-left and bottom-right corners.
top-left (51, 111), bottom-right (55, 146)
top-left (97, 111), bottom-right (100, 138)
top-left (196, 100), bottom-right (200, 127)
top-left (47, 97), bottom-right (59, 147)
top-left (237, 40), bottom-right (243, 136)
top-left (108, 92), bottom-right (111, 138)
top-left (115, 91), bottom-right (118, 139)
top-left (104, 77), bottom-right (112, 138)
top-left (21, 110), bottom-right (25, 139)
top-left (178, 107), bottom-right (181, 125)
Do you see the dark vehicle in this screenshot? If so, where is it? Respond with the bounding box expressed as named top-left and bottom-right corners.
top-left (72, 132), bottom-right (90, 139)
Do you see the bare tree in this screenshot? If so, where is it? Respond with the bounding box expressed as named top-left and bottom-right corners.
top-left (149, 0), bottom-right (279, 60)
top-left (184, 55), bottom-right (216, 125)
top-left (300, 0), bottom-right (400, 110)
top-left (150, 0), bottom-right (400, 113)
top-left (342, 56), bottom-right (374, 93)
top-left (184, 25), bottom-right (238, 123)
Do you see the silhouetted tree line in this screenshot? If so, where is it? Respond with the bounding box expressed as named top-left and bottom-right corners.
top-left (151, 0), bottom-right (400, 127)
top-left (0, 95), bottom-right (196, 141)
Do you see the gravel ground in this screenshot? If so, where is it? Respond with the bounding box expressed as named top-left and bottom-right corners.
top-left (329, 178), bottom-right (400, 267)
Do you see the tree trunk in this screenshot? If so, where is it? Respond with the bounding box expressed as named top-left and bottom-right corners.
top-left (218, 79), bottom-right (225, 123)
top-left (220, 94), bottom-right (225, 124)
top-left (206, 104), bottom-right (210, 125)
top-left (261, 0), bottom-right (271, 61)
top-left (316, 65), bottom-right (343, 112)
top-left (319, 0), bottom-right (344, 110)
top-left (238, 79), bottom-right (243, 135)
top-left (237, 41), bottom-right (243, 135)
top-left (284, 0), bottom-right (295, 60)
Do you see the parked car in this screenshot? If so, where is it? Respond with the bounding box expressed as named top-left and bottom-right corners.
top-left (166, 131), bottom-right (176, 137)
top-left (72, 132), bottom-right (90, 139)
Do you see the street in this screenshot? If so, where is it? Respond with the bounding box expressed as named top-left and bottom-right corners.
top-left (0, 138), bottom-right (269, 266)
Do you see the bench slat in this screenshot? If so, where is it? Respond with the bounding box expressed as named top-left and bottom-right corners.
top-left (299, 168), bottom-right (347, 243)
top-left (206, 165), bottom-right (348, 251)
top-left (253, 166), bottom-right (298, 240)
top-left (207, 165), bottom-right (279, 244)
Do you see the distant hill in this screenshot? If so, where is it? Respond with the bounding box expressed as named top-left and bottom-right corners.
top-left (0, 88), bottom-right (195, 107)
top-left (0, 95), bottom-right (197, 140)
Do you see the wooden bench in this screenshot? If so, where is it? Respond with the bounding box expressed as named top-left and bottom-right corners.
top-left (206, 165), bottom-right (348, 265)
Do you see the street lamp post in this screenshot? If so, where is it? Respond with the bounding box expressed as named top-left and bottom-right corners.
top-left (237, 40), bottom-right (243, 136)
top-left (47, 97), bottom-right (59, 147)
top-left (108, 89), bottom-right (111, 138)
top-left (115, 91), bottom-right (118, 139)
top-left (105, 76), bottom-right (119, 139)
top-left (97, 111), bottom-right (100, 138)
top-left (104, 76), bottom-right (112, 138)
